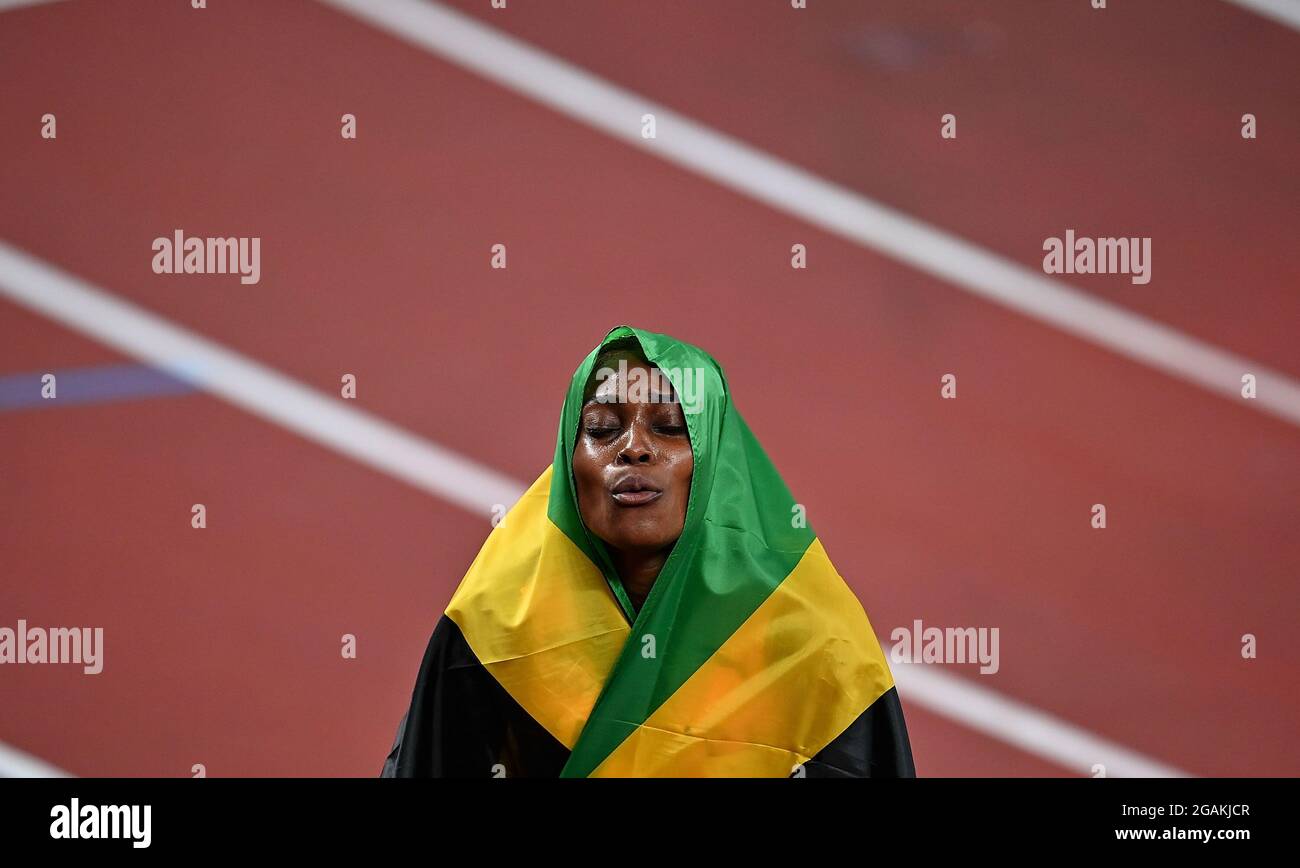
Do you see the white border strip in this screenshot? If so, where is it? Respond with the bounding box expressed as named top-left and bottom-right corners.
top-left (0, 240), bottom-right (1187, 776)
top-left (0, 241), bottom-right (526, 514)
top-left (1223, 0), bottom-right (1300, 32)
top-left (316, 0), bottom-right (1300, 430)
top-left (0, 740), bottom-right (70, 777)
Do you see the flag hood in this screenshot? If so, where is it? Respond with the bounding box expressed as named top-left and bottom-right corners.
top-left (442, 325), bottom-right (906, 777)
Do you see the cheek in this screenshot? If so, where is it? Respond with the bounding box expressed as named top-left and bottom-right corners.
top-left (572, 458), bottom-right (597, 498)
top-left (670, 452), bottom-right (694, 506)
top-left (572, 446), bottom-right (608, 514)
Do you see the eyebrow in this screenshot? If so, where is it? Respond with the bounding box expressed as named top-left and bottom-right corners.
top-left (584, 390), bottom-right (680, 406)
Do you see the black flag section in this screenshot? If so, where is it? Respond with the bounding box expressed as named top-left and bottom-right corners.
top-left (381, 615), bottom-right (915, 778)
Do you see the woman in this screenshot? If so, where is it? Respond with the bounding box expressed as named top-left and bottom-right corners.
top-left (381, 325), bottom-right (914, 777)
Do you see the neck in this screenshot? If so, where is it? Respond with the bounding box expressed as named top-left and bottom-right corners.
top-left (610, 547), bottom-right (671, 613)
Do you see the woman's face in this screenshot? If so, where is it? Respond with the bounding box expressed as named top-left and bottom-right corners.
top-left (573, 358), bottom-right (694, 558)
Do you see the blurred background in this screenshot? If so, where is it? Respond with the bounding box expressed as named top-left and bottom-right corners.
top-left (1, 0), bottom-right (1297, 777)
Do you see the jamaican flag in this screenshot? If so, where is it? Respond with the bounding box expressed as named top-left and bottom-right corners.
top-left (381, 326), bottom-right (914, 777)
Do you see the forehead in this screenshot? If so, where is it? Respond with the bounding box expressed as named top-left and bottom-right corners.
top-left (587, 356), bottom-right (678, 404)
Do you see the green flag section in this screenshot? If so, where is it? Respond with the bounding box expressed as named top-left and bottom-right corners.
top-left (415, 326), bottom-right (912, 776)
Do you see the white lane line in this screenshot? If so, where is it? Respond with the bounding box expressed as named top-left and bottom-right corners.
top-left (0, 241), bottom-right (526, 515)
top-left (0, 0), bottom-right (69, 12)
top-left (0, 740), bottom-right (71, 777)
top-left (1223, 0), bottom-right (1300, 32)
top-left (891, 663), bottom-right (1188, 778)
top-left (316, 0), bottom-right (1300, 431)
top-left (0, 241), bottom-right (1188, 777)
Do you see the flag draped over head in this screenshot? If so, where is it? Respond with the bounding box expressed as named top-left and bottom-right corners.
top-left (382, 325), bottom-right (914, 778)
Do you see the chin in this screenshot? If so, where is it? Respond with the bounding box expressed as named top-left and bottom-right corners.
top-left (608, 527), bottom-right (680, 554)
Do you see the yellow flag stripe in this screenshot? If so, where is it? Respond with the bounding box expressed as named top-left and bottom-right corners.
top-left (445, 466), bottom-right (894, 775)
top-left (592, 538), bottom-right (893, 777)
top-left (445, 466), bottom-right (629, 748)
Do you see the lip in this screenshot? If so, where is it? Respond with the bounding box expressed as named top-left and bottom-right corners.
top-left (609, 474), bottom-right (664, 507)
top-left (611, 490), bottom-right (663, 506)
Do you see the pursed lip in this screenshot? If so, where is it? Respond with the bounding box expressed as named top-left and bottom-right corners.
top-left (609, 474), bottom-right (664, 506)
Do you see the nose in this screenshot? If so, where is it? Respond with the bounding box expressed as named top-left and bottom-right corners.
top-left (616, 419), bottom-right (654, 465)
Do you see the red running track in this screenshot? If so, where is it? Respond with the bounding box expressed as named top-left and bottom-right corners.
top-left (0, 0), bottom-right (1296, 776)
